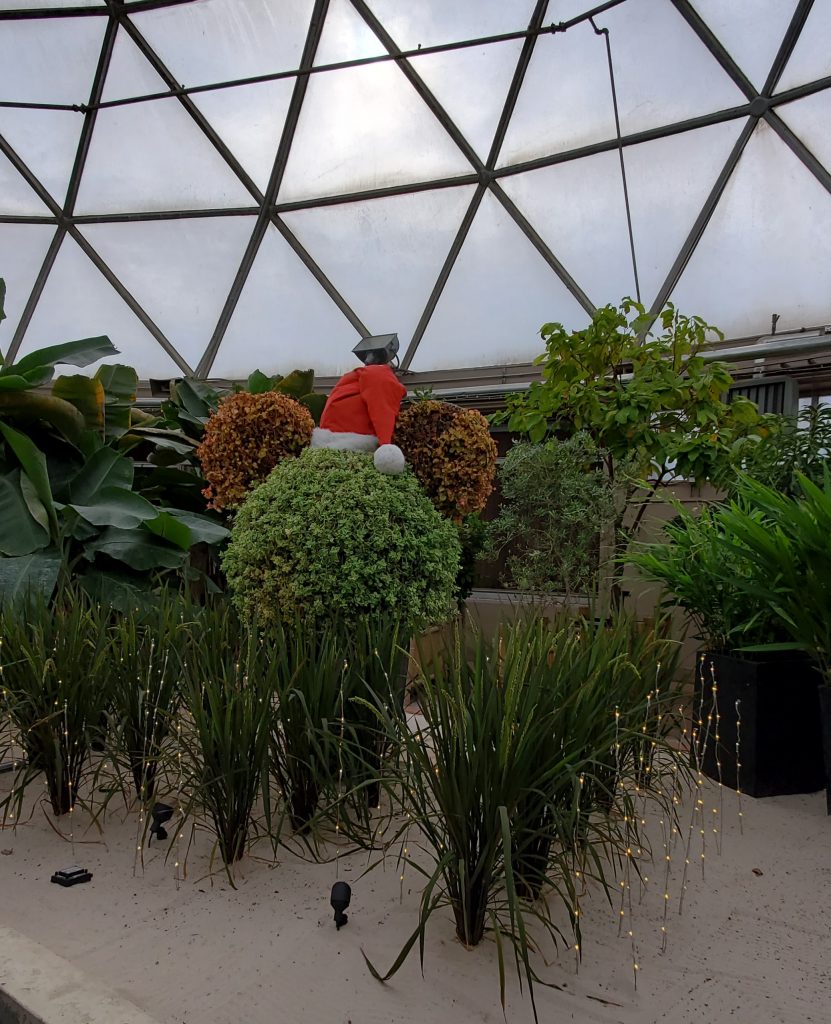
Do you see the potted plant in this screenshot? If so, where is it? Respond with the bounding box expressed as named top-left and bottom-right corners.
top-left (629, 496), bottom-right (825, 798)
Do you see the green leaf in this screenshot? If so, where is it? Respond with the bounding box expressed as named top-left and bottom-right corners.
top-left (7, 336), bottom-right (117, 376)
top-left (69, 486), bottom-right (159, 529)
top-left (273, 369), bottom-right (314, 399)
top-left (67, 447), bottom-right (133, 503)
top-left (173, 378), bottom-right (217, 419)
top-left (144, 510), bottom-right (193, 550)
top-left (0, 549), bottom-right (62, 607)
top-left (299, 392), bottom-right (327, 425)
top-left (0, 471), bottom-right (50, 555)
top-left (95, 363), bottom-right (138, 440)
top-left (83, 527), bottom-right (187, 570)
top-left (19, 472), bottom-right (50, 534)
top-left (51, 374), bottom-right (106, 431)
top-left (0, 374), bottom-right (31, 392)
top-left (246, 369), bottom-right (274, 394)
top-left (0, 390), bottom-right (86, 442)
top-left (127, 426), bottom-right (198, 453)
top-left (78, 569), bottom-right (156, 614)
top-left (164, 508), bottom-right (229, 546)
top-left (0, 420), bottom-right (57, 535)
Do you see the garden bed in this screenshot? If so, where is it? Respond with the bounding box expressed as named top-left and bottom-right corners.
top-left (0, 783), bottom-right (829, 1024)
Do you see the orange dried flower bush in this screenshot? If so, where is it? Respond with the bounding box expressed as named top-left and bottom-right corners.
top-left (393, 400), bottom-right (497, 520)
top-left (197, 391), bottom-right (313, 509)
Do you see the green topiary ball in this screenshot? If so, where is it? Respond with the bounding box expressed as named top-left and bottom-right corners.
top-left (222, 448), bottom-right (461, 627)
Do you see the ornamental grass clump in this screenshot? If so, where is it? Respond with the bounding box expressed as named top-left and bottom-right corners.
top-left (393, 400), bottom-right (497, 520)
top-left (197, 390), bottom-right (313, 509)
top-left (223, 447), bottom-right (461, 628)
top-left (0, 590), bottom-right (109, 820)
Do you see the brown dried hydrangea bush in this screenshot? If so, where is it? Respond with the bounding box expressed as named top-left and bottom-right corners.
top-left (393, 400), bottom-right (497, 520)
top-left (197, 391), bottom-right (314, 509)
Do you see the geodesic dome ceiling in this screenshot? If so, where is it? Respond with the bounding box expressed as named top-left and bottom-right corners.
top-left (1, 0), bottom-right (830, 383)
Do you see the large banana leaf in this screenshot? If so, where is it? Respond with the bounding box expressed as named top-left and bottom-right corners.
top-left (0, 471), bottom-right (50, 555)
top-left (53, 364), bottom-right (138, 441)
top-left (78, 569), bottom-right (156, 614)
top-left (144, 510), bottom-right (193, 550)
top-left (0, 549), bottom-right (62, 607)
top-left (0, 421), bottom-right (58, 535)
top-left (66, 447), bottom-right (133, 503)
top-left (68, 487), bottom-right (159, 530)
top-left (3, 336), bottom-right (117, 377)
top-left (0, 391), bottom-right (86, 443)
top-left (83, 526), bottom-right (187, 570)
top-left (165, 508), bottom-right (229, 546)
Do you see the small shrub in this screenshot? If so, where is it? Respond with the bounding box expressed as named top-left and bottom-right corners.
top-left (222, 448), bottom-right (461, 628)
top-left (393, 400), bottom-right (497, 520)
top-left (197, 391), bottom-right (313, 509)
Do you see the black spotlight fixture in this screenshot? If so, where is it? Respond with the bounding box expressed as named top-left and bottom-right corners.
top-left (149, 802), bottom-right (174, 843)
top-left (330, 881), bottom-right (351, 930)
top-left (352, 333), bottom-right (399, 367)
top-left (51, 865), bottom-right (92, 887)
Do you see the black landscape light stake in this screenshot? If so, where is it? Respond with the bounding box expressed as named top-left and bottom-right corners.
top-left (149, 802), bottom-right (174, 843)
top-left (331, 881), bottom-right (351, 930)
top-left (51, 866), bottom-right (92, 887)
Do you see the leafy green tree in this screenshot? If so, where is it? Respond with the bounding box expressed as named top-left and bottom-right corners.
top-left (496, 300), bottom-right (766, 584)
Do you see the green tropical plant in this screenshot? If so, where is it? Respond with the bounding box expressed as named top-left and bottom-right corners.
top-left (716, 403), bottom-right (831, 498)
top-left (0, 589), bottom-right (110, 819)
top-left (487, 433), bottom-right (615, 598)
top-left (716, 472), bottom-right (831, 685)
top-left (494, 300), bottom-right (767, 587)
top-left (223, 448), bottom-right (461, 628)
top-left (627, 498), bottom-right (790, 652)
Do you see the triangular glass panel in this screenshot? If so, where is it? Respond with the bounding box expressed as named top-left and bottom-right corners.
top-left (20, 234), bottom-right (182, 380)
top-left (410, 189), bottom-right (588, 372)
top-left (777, 4), bottom-right (831, 92)
top-left (364, 0), bottom-right (528, 159)
top-left (499, 0), bottom-right (745, 168)
top-left (0, 225), bottom-right (58, 359)
top-left (313, 0), bottom-right (387, 63)
top-left (777, 92), bottom-right (831, 180)
top-left (0, 147), bottom-right (53, 216)
top-left (278, 3), bottom-right (472, 202)
top-left (690, 0), bottom-right (798, 91)
top-left (213, 223), bottom-right (362, 379)
top-left (132, 0), bottom-right (313, 84)
top-left (282, 185), bottom-right (476, 347)
top-left (0, 109), bottom-right (82, 206)
top-left (671, 121), bottom-right (831, 339)
top-left (74, 31), bottom-right (254, 214)
top-left (80, 217), bottom-right (255, 371)
top-left (0, 13), bottom-right (104, 104)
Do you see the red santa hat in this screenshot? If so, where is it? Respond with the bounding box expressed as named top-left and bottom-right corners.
top-left (311, 363), bottom-right (407, 474)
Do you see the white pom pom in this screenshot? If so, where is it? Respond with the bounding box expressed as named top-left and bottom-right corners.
top-left (373, 443), bottom-right (406, 475)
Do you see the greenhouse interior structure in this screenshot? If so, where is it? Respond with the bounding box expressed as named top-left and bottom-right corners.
top-left (0, 1), bottom-right (830, 1023)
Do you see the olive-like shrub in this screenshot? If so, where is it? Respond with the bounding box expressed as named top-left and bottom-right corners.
top-left (197, 391), bottom-right (313, 509)
top-left (393, 400), bottom-right (497, 520)
top-left (222, 448), bottom-right (461, 627)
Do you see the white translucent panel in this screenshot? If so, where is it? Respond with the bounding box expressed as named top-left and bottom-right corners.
top-left (0, 15), bottom-right (104, 104)
top-left (0, 225), bottom-right (57, 355)
top-left (778, 92), bottom-right (831, 178)
top-left (618, 119), bottom-right (745, 305)
top-left (80, 217), bottom-right (255, 370)
top-left (18, 235), bottom-right (181, 379)
top-left (410, 190), bottom-right (588, 372)
top-left (279, 14), bottom-right (472, 201)
top-left (133, 0), bottom-right (313, 84)
top-left (189, 82), bottom-right (295, 193)
top-left (499, 0), bottom-right (744, 167)
top-left (364, 0), bottom-right (532, 49)
top-left (282, 185), bottom-right (476, 347)
top-left (313, 0), bottom-right (386, 62)
top-left (777, 4), bottom-right (831, 91)
top-left (499, 119), bottom-right (744, 310)
top-left (213, 225), bottom-right (361, 378)
top-left (671, 122), bottom-right (831, 340)
top-left (690, 0), bottom-right (798, 90)
top-left (0, 109), bottom-right (82, 205)
top-left (0, 149), bottom-right (52, 215)
top-left (73, 34), bottom-right (252, 213)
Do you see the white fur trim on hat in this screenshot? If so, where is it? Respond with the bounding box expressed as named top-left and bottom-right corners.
top-left (373, 443), bottom-right (406, 475)
top-left (310, 427), bottom-right (379, 452)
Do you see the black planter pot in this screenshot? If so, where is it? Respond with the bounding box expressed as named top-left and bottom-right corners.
top-left (694, 651), bottom-right (825, 798)
top-left (819, 687), bottom-right (831, 815)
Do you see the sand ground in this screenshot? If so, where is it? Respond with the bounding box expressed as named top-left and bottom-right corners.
top-left (0, 779), bottom-right (829, 1024)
